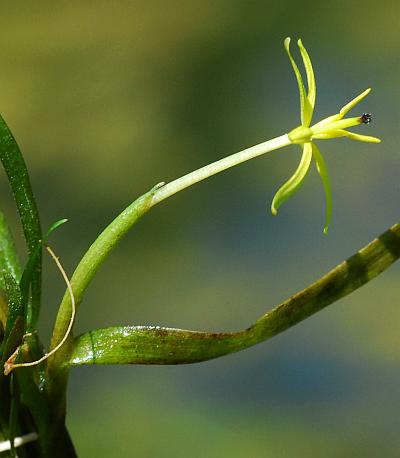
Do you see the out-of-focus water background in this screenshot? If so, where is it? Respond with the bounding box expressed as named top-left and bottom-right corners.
top-left (0, 2), bottom-right (399, 456)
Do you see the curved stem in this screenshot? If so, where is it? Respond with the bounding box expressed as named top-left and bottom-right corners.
top-left (46, 132), bottom-right (291, 403)
top-left (48, 133), bottom-right (291, 356)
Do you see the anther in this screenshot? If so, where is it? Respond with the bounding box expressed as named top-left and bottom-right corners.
top-left (361, 113), bottom-right (372, 125)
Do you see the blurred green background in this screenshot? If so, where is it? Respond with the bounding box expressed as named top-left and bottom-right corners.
top-left (1, 1), bottom-right (400, 456)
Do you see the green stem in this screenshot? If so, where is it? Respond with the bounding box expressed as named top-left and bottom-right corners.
top-left (71, 222), bottom-right (400, 365)
top-left (48, 187), bottom-right (158, 351)
top-left (46, 133), bottom-right (291, 403)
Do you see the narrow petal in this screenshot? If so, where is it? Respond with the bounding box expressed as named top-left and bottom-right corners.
top-left (339, 130), bottom-right (381, 143)
top-left (271, 142), bottom-right (313, 215)
top-left (311, 143), bottom-right (332, 235)
top-left (339, 88), bottom-right (371, 117)
top-left (311, 113), bottom-right (341, 129)
top-left (313, 130), bottom-right (381, 142)
top-left (284, 37), bottom-right (312, 126)
top-left (312, 116), bottom-right (363, 134)
top-left (297, 39), bottom-right (316, 119)
top-left (312, 129), bottom-right (348, 140)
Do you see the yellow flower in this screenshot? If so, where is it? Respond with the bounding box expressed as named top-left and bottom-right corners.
top-left (271, 38), bottom-right (380, 234)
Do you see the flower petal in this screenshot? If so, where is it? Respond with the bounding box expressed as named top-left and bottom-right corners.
top-left (297, 39), bottom-right (316, 119)
top-left (284, 37), bottom-right (313, 127)
top-left (311, 143), bottom-right (332, 235)
top-left (271, 142), bottom-right (312, 215)
top-left (338, 130), bottom-right (381, 143)
top-left (312, 116), bottom-right (363, 134)
top-left (339, 88), bottom-right (371, 117)
top-left (311, 129), bottom-right (348, 140)
top-left (311, 113), bottom-right (341, 129)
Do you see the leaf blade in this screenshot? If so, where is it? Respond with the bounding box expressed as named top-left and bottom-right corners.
top-left (0, 115), bottom-right (42, 329)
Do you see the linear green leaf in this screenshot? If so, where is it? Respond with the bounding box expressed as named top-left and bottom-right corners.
top-left (8, 374), bottom-right (19, 457)
top-left (0, 207), bottom-right (21, 344)
top-left (20, 218), bottom-right (68, 329)
top-left (0, 316), bottom-right (24, 430)
top-left (71, 222), bottom-right (400, 366)
top-left (72, 327), bottom-right (243, 365)
top-left (0, 115), bottom-right (42, 329)
top-left (45, 218), bottom-right (68, 238)
top-left (2, 274), bottom-right (23, 344)
top-left (0, 209), bottom-right (21, 289)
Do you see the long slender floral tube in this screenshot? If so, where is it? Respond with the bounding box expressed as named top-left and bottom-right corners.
top-left (151, 134), bottom-right (291, 205)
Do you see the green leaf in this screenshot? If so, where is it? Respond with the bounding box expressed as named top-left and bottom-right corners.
top-left (2, 274), bottom-right (23, 344)
top-left (14, 367), bottom-right (50, 445)
top-left (0, 316), bottom-right (24, 429)
top-left (0, 115), bottom-right (42, 328)
top-left (0, 210), bottom-right (21, 290)
top-left (70, 223), bottom-right (400, 367)
top-left (8, 374), bottom-right (19, 457)
top-left (20, 219), bottom-right (68, 330)
top-left (71, 327), bottom-right (242, 365)
top-left (45, 218), bottom-right (68, 238)
top-left (0, 295), bottom-right (8, 333)
top-left (0, 208), bottom-right (20, 330)
top-left (271, 142), bottom-right (312, 215)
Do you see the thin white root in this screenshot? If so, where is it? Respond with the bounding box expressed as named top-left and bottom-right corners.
top-left (3, 245), bottom-right (75, 375)
top-left (0, 432), bottom-right (39, 452)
